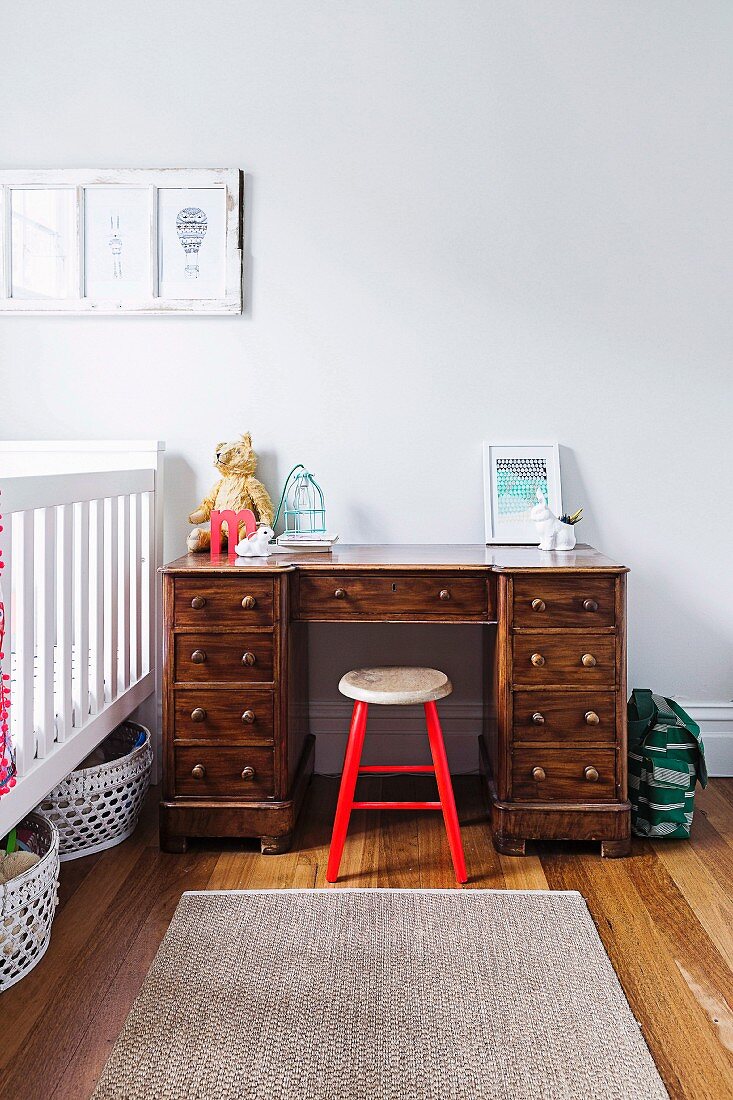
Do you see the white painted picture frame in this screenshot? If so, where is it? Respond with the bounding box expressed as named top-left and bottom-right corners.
top-left (483, 442), bottom-right (563, 544)
top-left (0, 168), bottom-right (243, 314)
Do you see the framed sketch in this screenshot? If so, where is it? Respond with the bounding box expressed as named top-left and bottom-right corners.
top-left (483, 443), bottom-right (562, 544)
top-left (0, 168), bottom-right (243, 314)
top-left (157, 187), bottom-right (227, 299)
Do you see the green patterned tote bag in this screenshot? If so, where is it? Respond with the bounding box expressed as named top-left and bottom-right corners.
top-left (627, 689), bottom-right (707, 839)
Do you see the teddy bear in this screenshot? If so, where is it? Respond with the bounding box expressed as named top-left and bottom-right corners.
top-left (187, 433), bottom-right (275, 553)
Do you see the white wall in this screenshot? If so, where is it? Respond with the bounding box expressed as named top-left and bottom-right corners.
top-left (1, 1), bottom-right (731, 770)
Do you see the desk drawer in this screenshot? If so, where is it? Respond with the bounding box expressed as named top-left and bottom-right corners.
top-left (512, 634), bottom-right (616, 688)
top-left (174, 689), bottom-right (274, 742)
top-left (513, 691), bottom-right (616, 743)
top-left (174, 633), bottom-right (274, 683)
top-left (174, 577), bottom-right (274, 627)
top-left (174, 745), bottom-right (274, 798)
top-left (296, 572), bottom-right (490, 621)
top-left (512, 747), bottom-right (616, 801)
top-left (512, 575), bottom-right (616, 629)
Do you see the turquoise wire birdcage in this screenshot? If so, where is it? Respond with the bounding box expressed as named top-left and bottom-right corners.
top-left (274, 465), bottom-right (326, 537)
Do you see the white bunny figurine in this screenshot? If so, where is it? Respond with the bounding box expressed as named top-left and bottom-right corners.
top-left (530, 491), bottom-right (576, 551)
top-left (235, 524), bottom-right (275, 558)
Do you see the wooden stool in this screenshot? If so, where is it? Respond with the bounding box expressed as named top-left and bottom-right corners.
top-left (326, 667), bottom-right (468, 884)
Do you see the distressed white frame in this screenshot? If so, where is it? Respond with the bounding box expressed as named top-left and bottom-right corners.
top-left (483, 442), bottom-right (563, 544)
top-left (0, 169), bottom-right (243, 314)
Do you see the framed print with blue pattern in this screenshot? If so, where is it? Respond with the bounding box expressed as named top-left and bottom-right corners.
top-left (483, 443), bottom-right (562, 544)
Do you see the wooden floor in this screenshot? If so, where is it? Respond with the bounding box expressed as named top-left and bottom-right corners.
top-left (2, 775), bottom-right (733, 1099)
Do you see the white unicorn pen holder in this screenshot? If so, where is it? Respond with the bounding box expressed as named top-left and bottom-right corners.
top-left (530, 491), bottom-right (577, 551)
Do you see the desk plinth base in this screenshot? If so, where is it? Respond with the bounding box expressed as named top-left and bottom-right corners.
top-left (159, 735), bottom-right (315, 855)
top-left (479, 737), bottom-right (631, 859)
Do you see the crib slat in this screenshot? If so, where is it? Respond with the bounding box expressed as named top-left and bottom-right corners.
top-left (119, 494), bottom-right (131, 691)
top-left (0, 504), bottom-right (12, 750)
top-left (89, 498), bottom-right (105, 714)
top-left (73, 500), bottom-right (89, 728)
top-left (36, 508), bottom-right (56, 758)
top-left (105, 497), bottom-right (119, 703)
top-left (132, 494), bottom-right (143, 682)
top-left (145, 491), bottom-right (155, 676)
top-left (11, 511), bottom-right (34, 776)
top-left (56, 504), bottom-right (73, 742)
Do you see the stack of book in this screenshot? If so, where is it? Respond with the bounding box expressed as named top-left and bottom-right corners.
top-left (275, 532), bottom-right (339, 552)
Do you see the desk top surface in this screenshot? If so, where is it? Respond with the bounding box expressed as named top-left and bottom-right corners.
top-left (163, 543), bottom-right (627, 574)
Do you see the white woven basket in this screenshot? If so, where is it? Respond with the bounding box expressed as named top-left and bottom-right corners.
top-left (0, 813), bottom-right (60, 992)
top-left (39, 722), bottom-right (153, 862)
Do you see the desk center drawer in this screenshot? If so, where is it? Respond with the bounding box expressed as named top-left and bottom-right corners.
top-left (512, 634), bottom-right (616, 687)
top-left (296, 571), bottom-right (490, 621)
top-left (174, 633), bottom-right (274, 683)
top-left (174, 577), bottom-right (274, 627)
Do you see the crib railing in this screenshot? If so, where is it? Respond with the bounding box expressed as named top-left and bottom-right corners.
top-left (0, 465), bottom-right (159, 834)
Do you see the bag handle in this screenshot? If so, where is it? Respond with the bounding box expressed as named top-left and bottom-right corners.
top-left (627, 688), bottom-right (657, 746)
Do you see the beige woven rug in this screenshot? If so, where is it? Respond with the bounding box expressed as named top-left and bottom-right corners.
top-left (92, 889), bottom-right (667, 1100)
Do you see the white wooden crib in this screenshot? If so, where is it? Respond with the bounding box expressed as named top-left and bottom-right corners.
top-left (0, 441), bottom-right (164, 836)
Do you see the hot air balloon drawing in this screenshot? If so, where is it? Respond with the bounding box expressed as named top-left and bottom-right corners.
top-left (108, 213), bottom-right (123, 279)
top-left (176, 206), bottom-right (208, 278)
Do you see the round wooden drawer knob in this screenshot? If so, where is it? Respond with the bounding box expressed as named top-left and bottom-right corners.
top-left (531, 598), bottom-right (546, 612)
top-left (585, 710), bottom-right (600, 725)
top-left (191, 763), bottom-right (206, 780)
top-left (241, 709), bottom-right (256, 724)
top-left (581, 653), bottom-right (597, 668)
top-left (531, 766), bottom-right (546, 782)
top-left (531, 652), bottom-right (545, 668)
top-left (532, 712), bottom-right (545, 725)
top-left (241, 766), bottom-right (256, 780)
top-left (583, 598), bottom-right (599, 612)
top-left (191, 595), bottom-right (206, 610)
top-left (334, 588), bottom-right (347, 600)
top-left (241, 595), bottom-right (257, 610)
top-left (190, 707), bottom-right (207, 723)
top-left (584, 765), bottom-right (600, 782)
top-left (191, 649), bottom-right (207, 664)
top-left (439, 589), bottom-right (451, 601)
top-left (242, 651), bottom-right (257, 667)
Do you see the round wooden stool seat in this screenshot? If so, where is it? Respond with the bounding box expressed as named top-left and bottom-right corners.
top-left (338, 666), bottom-right (452, 706)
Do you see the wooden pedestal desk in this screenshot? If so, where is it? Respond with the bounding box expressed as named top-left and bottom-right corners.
top-left (160, 545), bottom-right (630, 858)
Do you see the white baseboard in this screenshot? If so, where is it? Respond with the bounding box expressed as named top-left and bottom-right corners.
top-left (309, 701), bottom-right (486, 774)
top-left (674, 699), bottom-right (733, 778)
top-left (308, 698), bottom-right (733, 778)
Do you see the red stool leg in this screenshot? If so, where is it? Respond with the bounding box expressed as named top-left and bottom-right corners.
top-left (424, 701), bottom-right (468, 884)
top-left (326, 701), bottom-right (369, 883)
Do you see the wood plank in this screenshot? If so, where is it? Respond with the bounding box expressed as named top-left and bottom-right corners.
top-left (652, 828), bottom-right (733, 973)
top-left (378, 776), bottom-right (421, 888)
top-left (622, 845), bottom-right (733, 1068)
top-left (3, 778), bottom-right (733, 1100)
top-left (0, 796), bottom-right (158, 1067)
top-left (542, 846), bottom-right (733, 1100)
top-left (49, 848), bottom-right (219, 1100)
